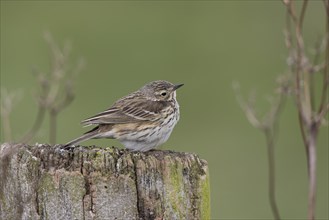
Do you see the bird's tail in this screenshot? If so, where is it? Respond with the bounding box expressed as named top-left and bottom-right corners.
top-left (63, 127), bottom-right (99, 149)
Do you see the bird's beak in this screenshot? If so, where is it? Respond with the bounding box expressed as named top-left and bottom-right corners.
top-left (173, 83), bottom-right (184, 91)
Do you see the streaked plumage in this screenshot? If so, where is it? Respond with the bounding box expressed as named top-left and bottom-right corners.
top-left (64, 80), bottom-right (183, 151)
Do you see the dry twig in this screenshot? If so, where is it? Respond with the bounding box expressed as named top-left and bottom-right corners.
top-left (235, 1), bottom-right (328, 219)
top-left (233, 80), bottom-right (286, 220)
top-left (20, 32), bottom-right (84, 144)
top-left (0, 89), bottom-right (21, 142)
top-left (281, 1), bottom-right (328, 219)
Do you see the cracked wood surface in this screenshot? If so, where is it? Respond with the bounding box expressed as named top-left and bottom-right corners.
top-left (0, 143), bottom-right (210, 220)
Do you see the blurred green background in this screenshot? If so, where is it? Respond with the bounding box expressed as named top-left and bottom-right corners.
top-left (1, 1), bottom-right (328, 219)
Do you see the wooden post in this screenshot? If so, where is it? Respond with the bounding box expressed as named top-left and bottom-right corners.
top-left (0, 143), bottom-right (210, 220)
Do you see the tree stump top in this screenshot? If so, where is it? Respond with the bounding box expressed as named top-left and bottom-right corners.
top-left (0, 143), bottom-right (210, 220)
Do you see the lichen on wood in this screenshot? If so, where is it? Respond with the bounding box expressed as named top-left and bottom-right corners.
top-left (0, 143), bottom-right (210, 220)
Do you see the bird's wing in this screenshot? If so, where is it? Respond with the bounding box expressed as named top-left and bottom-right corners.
top-left (81, 97), bottom-right (168, 126)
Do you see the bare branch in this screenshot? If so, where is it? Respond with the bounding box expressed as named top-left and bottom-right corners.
top-left (20, 107), bottom-right (46, 143)
top-left (236, 2), bottom-right (326, 220)
top-left (318, 6), bottom-right (329, 116)
top-left (233, 82), bottom-right (262, 129)
top-left (282, 0), bottom-right (298, 24)
top-left (282, 1), bottom-right (328, 219)
top-left (20, 33), bottom-right (84, 144)
top-left (299, 0), bottom-right (309, 32)
top-left (233, 78), bottom-right (286, 220)
top-left (0, 89), bottom-right (21, 142)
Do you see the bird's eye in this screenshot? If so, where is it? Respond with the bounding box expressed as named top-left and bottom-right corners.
top-left (161, 91), bottom-right (167, 96)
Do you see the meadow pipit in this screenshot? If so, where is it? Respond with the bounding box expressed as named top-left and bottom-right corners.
top-left (64, 80), bottom-right (183, 151)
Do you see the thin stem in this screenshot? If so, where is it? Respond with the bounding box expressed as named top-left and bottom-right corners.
top-left (49, 111), bottom-right (57, 144)
top-left (310, 37), bottom-right (323, 111)
top-left (295, 28), bottom-right (307, 127)
top-left (234, 80), bottom-right (284, 219)
top-left (282, 0), bottom-right (298, 24)
top-left (20, 107), bottom-right (46, 143)
top-left (298, 112), bottom-right (310, 173)
top-left (265, 129), bottom-right (281, 220)
top-left (324, 0), bottom-right (329, 12)
top-left (287, 0), bottom-right (311, 174)
top-left (0, 89), bottom-right (20, 142)
top-left (309, 73), bottom-right (315, 112)
top-left (317, 103), bottom-right (329, 125)
top-left (307, 124), bottom-right (318, 220)
top-left (2, 115), bottom-right (12, 141)
top-left (318, 3), bottom-right (329, 115)
top-left (299, 0), bottom-right (309, 32)
top-left (285, 8), bottom-right (293, 50)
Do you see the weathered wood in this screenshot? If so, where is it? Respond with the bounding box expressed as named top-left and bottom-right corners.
top-left (0, 143), bottom-right (210, 220)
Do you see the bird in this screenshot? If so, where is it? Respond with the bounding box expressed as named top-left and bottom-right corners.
top-left (63, 80), bottom-right (183, 152)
